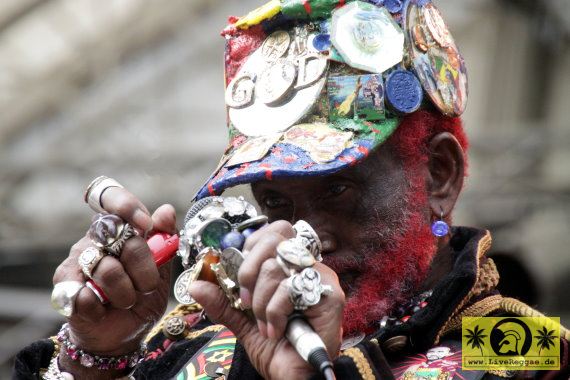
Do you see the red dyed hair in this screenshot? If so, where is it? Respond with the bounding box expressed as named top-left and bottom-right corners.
top-left (388, 109), bottom-right (469, 174)
top-left (340, 111), bottom-right (470, 335)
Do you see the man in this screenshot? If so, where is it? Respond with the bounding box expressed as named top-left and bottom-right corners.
top-left (14, 1), bottom-right (570, 379)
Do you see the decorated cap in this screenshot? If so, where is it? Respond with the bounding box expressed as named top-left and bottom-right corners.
top-left (195, 0), bottom-right (468, 200)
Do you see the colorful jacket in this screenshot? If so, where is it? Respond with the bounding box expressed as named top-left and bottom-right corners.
top-left (13, 227), bottom-right (570, 379)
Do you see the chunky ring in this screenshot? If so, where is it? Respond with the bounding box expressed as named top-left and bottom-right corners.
top-left (88, 213), bottom-right (136, 256)
top-left (86, 279), bottom-right (109, 304)
top-left (84, 176), bottom-right (124, 213)
top-left (287, 267), bottom-right (333, 311)
top-left (78, 247), bottom-right (105, 278)
top-left (51, 281), bottom-right (85, 317)
top-left (293, 220), bottom-right (323, 261)
top-left (276, 238), bottom-right (316, 272)
top-left (276, 255), bottom-right (296, 277)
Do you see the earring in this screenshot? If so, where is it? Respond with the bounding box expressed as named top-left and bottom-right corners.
top-left (431, 210), bottom-right (449, 237)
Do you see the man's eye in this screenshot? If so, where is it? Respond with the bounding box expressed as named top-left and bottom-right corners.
top-left (263, 196), bottom-right (288, 209)
top-left (328, 184), bottom-right (348, 196)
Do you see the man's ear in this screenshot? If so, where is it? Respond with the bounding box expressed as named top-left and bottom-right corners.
top-left (427, 132), bottom-right (465, 219)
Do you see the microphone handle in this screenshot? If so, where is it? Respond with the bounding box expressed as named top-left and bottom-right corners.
top-left (286, 313), bottom-right (336, 379)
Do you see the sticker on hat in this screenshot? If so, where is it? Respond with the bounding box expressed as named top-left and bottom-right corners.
top-left (282, 123), bottom-right (354, 164)
top-left (405, 1), bottom-right (468, 116)
top-left (328, 75), bottom-right (385, 122)
top-left (331, 1), bottom-right (404, 74)
top-left (226, 134), bottom-right (283, 167)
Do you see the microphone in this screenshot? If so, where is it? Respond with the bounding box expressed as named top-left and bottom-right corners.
top-left (286, 314), bottom-right (336, 380)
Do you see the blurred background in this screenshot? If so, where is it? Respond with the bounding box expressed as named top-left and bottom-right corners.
top-left (0, 0), bottom-right (569, 376)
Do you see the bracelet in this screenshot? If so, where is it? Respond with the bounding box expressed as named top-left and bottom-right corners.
top-left (43, 355), bottom-right (73, 380)
top-left (57, 323), bottom-right (147, 370)
top-left (43, 355), bottom-right (136, 380)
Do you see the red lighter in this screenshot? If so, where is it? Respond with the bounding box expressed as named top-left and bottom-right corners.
top-left (147, 233), bottom-right (180, 267)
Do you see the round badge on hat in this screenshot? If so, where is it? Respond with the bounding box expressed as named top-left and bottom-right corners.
top-left (404, 1), bottom-right (468, 116)
top-left (385, 69), bottom-right (423, 114)
top-left (331, 2), bottom-right (405, 74)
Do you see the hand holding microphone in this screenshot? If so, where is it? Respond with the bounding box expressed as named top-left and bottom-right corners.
top-left (66, 178), bottom-right (343, 379)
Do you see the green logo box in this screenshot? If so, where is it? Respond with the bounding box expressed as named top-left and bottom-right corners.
top-left (462, 316), bottom-right (560, 370)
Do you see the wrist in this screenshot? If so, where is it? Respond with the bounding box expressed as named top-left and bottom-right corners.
top-left (58, 353), bottom-right (132, 380)
top-left (53, 323), bottom-right (146, 379)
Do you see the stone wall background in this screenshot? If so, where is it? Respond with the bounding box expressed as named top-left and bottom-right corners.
top-left (0, 0), bottom-right (568, 375)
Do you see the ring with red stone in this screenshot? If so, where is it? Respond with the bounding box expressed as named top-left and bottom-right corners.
top-left (88, 213), bottom-right (136, 257)
top-left (78, 247), bottom-right (105, 279)
top-left (84, 176), bottom-right (124, 214)
top-left (86, 279), bottom-right (110, 304)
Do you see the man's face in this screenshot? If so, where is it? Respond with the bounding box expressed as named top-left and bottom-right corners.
top-left (252, 144), bottom-right (438, 335)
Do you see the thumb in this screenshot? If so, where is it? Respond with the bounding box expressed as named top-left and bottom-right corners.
top-left (151, 204), bottom-right (177, 235)
top-left (188, 280), bottom-right (254, 340)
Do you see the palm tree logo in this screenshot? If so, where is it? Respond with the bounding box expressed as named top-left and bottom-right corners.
top-left (534, 326), bottom-right (556, 355)
top-left (464, 325), bottom-right (487, 356)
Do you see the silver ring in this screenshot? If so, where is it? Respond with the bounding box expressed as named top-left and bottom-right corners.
top-left (293, 220), bottom-right (323, 261)
top-left (276, 255), bottom-right (295, 277)
top-left (88, 213), bottom-right (136, 256)
top-left (78, 247), bottom-right (105, 279)
top-left (276, 238), bottom-right (316, 272)
top-left (51, 281), bottom-right (85, 317)
top-left (287, 267), bottom-right (333, 311)
top-left (84, 176), bottom-right (124, 213)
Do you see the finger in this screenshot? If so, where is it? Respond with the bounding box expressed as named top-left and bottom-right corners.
top-left (265, 278), bottom-right (294, 340)
top-left (73, 286), bottom-right (106, 322)
top-left (251, 259), bottom-right (287, 325)
top-left (53, 238), bottom-right (107, 321)
top-left (99, 187), bottom-right (152, 233)
top-left (307, 263), bottom-right (345, 314)
top-left (305, 263), bottom-right (345, 357)
top-left (53, 242), bottom-right (87, 285)
top-left (242, 220), bottom-right (295, 255)
top-left (188, 280), bottom-right (253, 340)
top-left (119, 237), bottom-right (159, 293)
top-left (151, 204), bottom-right (177, 235)
top-left (91, 256), bottom-right (136, 309)
top-left (238, 231), bottom-right (288, 304)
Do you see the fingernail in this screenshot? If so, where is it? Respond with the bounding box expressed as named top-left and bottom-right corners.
top-left (267, 322), bottom-right (276, 340)
top-left (133, 209), bottom-right (153, 234)
top-left (240, 288), bottom-right (252, 308)
top-left (258, 320), bottom-right (267, 337)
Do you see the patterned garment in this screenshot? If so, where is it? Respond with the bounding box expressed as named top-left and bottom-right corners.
top-left (175, 328), bottom-right (237, 380)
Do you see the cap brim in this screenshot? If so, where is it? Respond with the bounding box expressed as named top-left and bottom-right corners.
top-left (195, 119), bottom-right (399, 200)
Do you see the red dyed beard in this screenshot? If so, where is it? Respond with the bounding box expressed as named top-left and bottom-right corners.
top-left (323, 175), bottom-right (438, 337)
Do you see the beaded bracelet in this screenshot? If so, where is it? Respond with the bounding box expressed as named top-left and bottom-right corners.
top-left (56, 323), bottom-right (147, 370)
